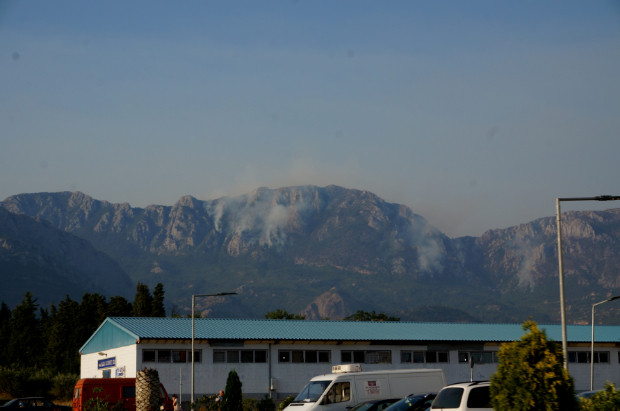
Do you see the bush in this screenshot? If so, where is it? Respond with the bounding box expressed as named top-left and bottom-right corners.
top-left (242, 397), bottom-right (256, 411)
top-left (256, 395), bottom-right (275, 411)
top-left (51, 373), bottom-right (80, 400)
top-left (0, 367), bottom-right (53, 398)
top-left (490, 320), bottom-right (579, 411)
top-left (277, 396), bottom-right (294, 411)
top-left (193, 394), bottom-right (218, 411)
top-left (579, 382), bottom-right (620, 411)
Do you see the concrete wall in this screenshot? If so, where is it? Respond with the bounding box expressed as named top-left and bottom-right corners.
top-left (81, 344), bottom-right (138, 380)
top-left (81, 343), bottom-right (620, 400)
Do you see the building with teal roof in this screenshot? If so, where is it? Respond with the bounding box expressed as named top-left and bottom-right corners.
top-left (80, 318), bottom-right (620, 399)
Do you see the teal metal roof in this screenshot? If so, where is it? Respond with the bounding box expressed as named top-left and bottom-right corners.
top-left (80, 319), bottom-right (140, 354)
top-left (82, 318), bottom-right (620, 350)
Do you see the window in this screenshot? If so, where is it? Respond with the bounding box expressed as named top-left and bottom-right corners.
top-left (342, 350), bottom-right (391, 364)
top-left (143, 350), bottom-right (156, 362)
top-left (325, 382), bottom-right (351, 404)
top-left (279, 350), bottom-right (331, 363)
top-left (173, 350), bottom-right (187, 363)
top-left (462, 352), bottom-right (499, 364)
top-left (568, 351), bottom-right (610, 364)
top-left (143, 350), bottom-right (200, 363)
top-left (123, 387), bottom-right (136, 398)
top-left (467, 387), bottom-right (491, 408)
top-left (158, 350), bottom-right (172, 363)
top-left (214, 350), bottom-right (268, 363)
top-left (74, 387), bottom-right (81, 400)
top-left (401, 351), bottom-right (448, 364)
top-left (102, 370), bottom-right (111, 378)
top-left (227, 350), bottom-right (240, 363)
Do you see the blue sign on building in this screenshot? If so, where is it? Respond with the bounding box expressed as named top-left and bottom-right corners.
top-left (98, 357), bottom-right (116, 369)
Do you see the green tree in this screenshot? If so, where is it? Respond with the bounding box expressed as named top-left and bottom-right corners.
top-left (264, 309), bottom-right (305, 320)
top-left (185, 310), bottom-right (202, 318)
top-left (151, 283), bottom-right (166, 317)
top-left (47, 295), bottom-right (80, 373)
top-left (7, 292), bottom-right (41, 367)
top-left (107, 296), bottom-right (133, 317)
top-left (490, 320), bottom-right (578, 411)
top-left (222, 370), bottom-right (243, 411)
top-left (342, 310), bottom-right (400, 321)
top-left (132, 283), bottom-right (153, 317)
top-left (579, 382), bottom-right (620, 410)
top-left (0, 302), bottom-right (12, 367)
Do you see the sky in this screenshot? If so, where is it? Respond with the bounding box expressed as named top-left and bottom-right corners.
top-left (1, 1), bottom-right (619, 238)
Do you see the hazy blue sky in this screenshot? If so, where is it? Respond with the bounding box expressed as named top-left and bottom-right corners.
top-left (1, 1), bottom-right (619, 237)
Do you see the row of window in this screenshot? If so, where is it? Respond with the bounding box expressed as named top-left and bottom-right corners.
top-left (143, 350), bottom-right (202, 363)
top-left (214, 350), bottom-right (268, 363)
top-left (569, 351), bottom-right (610, 364)
top-left (401, 351), bottom-right (450, 364)
top-left (279, 350), bottom-right (331, 363)
top-left (141, 349), bottom-right (614, 365)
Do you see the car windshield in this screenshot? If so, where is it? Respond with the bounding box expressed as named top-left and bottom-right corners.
top-left (294, 381), bottom-right (332, 403)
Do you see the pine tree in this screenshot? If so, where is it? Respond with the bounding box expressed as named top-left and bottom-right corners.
top-left (490, 320), bottom-right (579, 411)
top-left (222, 370), bottom-right (243, 411)
top-left (107, 296), bottom-right (133, 317)
top-left (132, 283), bottom-right (153, 317)
top-left (47, 295), bottom-right (80, 373)
top-left (7, 292), bottom-right (41, 367)
top-left (151, 283), bottom-right (166, 317)
top-left (0, 301), bottom-right (12, 367)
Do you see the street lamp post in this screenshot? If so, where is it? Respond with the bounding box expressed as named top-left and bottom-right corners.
top-left (191, 292), bottom-right (237, 411)
top-left (556, 195), bottom-right (620, 371)
top-left (591, 295), bottom-right (620, 391)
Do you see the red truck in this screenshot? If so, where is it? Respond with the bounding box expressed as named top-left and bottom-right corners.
top-left (73, 378), bottom-right (174, 411)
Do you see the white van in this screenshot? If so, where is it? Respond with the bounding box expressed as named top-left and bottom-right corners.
top-left (284, 364), bottom-right (447, 411)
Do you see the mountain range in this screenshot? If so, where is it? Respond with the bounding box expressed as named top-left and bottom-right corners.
top-left (2, 185), bottom-right (619, 324)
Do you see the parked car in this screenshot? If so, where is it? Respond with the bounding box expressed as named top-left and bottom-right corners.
top-left (348, 398), bottom-right (402, 411)
top-left (384, 393), bottom-right (436, 411)
top-left (576, 390), bottom-right (601, 400)
top-left (1, 398), bottom-right (72, 411)
top-left (431, 381), bottom-right (493, 411)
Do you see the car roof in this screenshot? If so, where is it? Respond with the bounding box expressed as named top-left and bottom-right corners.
top-left (358, 399), bottom-right (402, 404)
top-left (444, 381), bottom-right (490, 388)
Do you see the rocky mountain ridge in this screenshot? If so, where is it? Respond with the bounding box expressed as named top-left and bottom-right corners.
top-left (0, 207), bottom-right (134, 308)
top-left (2, 186), bottom-right (620, 324)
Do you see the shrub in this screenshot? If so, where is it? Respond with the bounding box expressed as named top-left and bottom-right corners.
top-left (490, 320), bottom-right (579, 411)
top-left (579, 382), bottom-right (620, 411)
top-left (242, 397), bottom-right (256, 411)
top-left (277, 396), bottom-right (294, 411)
top-left (50, 373), bottom-right (80, 400)
top-left (256, 395), bottom-right (275, 411)
top-left (0, 367), bottom-right (53, 398)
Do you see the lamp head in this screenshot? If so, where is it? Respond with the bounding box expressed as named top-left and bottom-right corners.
top-left (595, 195), bottom-right (620, 201)
top-left (98, 352), bottom-right (107, 356)
top-left (608, 296), bottom-right (620, 302)
top-left (216, 292), bottom-right (237, 296)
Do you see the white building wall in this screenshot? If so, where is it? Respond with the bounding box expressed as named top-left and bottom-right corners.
top-left (82, 342), bottom-right (620, 400)
top-left (81, 344), bottom-right (138, 380)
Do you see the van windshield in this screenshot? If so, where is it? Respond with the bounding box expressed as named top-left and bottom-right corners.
top-left (294, 381), bottom-right (332, 403)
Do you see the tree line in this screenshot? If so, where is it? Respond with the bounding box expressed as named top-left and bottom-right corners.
top-left (0, 282), bottom-right (166, 375)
